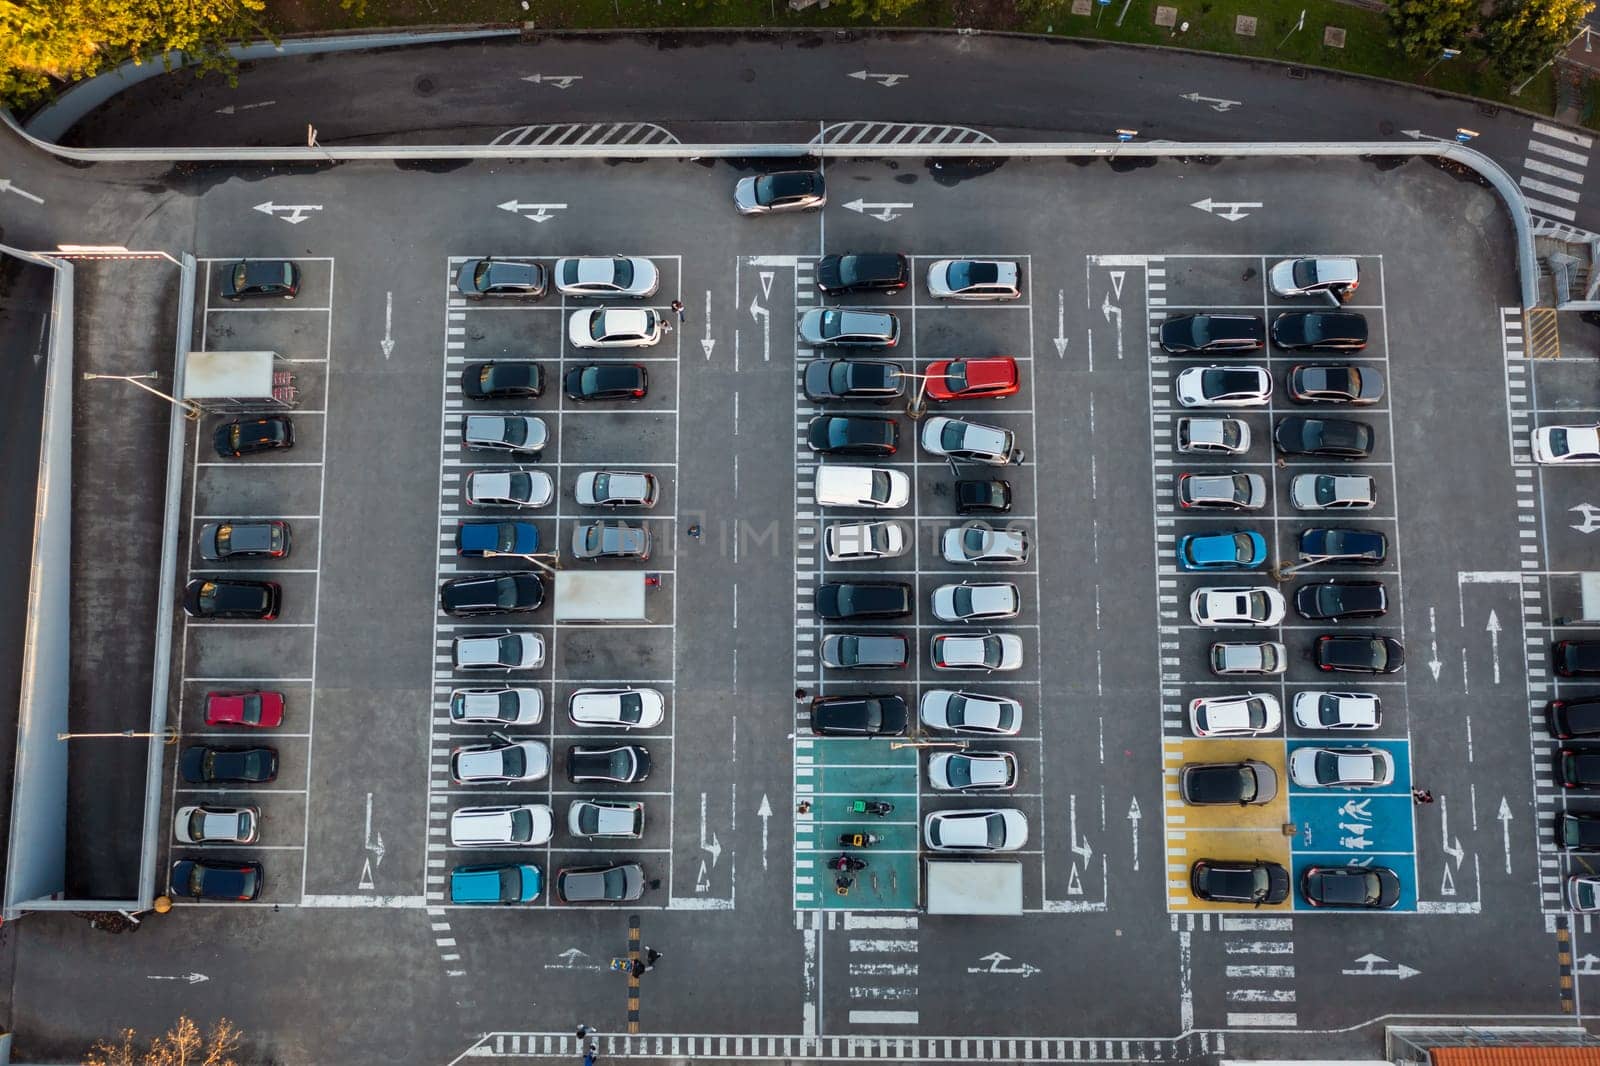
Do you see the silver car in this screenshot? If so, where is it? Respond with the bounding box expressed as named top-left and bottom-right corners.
top-left (927, 751), bottom-right (1019, 792)
top-left (174, 805), bottom-right (259, 844)
top-left (575, 470), bottom-right (660, 508)
top-left (942, 526), bottom-right (1030, 565)
top-left (821, 633), bottom-right (910, 670)
top-left (1178, 472), bottom-right (1268, 510)
top-left (931, 632), bottom-right (1024, 671)
top-left (451, 632), bottom-right (545, 671)
top-left (923, 808), bottom-right (1029, 852)
top-left (449, 686), bottom-right (544, 724)
top-left (462, 414), bottom-right (548, 455)
top-left (798, 308), bottom-right (900, 348)
top-left (1176, 417), bottom-right (1251, 455)
top-left (920, 417), bottom-right (1022, 465)
top-left (571, 520), bottom-right (651, 560)
top-left (931, 581), bottom-right (1021, 622)
top-left (464, 468), bottom-right (554, 508)
top-left (926, 259), bottom-right (1022, 301)
top-left (1292, 691), bottom-right (1381, 730)
top-left (1290, 474), bottom-right (1376, 511)
top-left (567, 799), bottom-right (645, 839)
top-left (733, 170), bottom-right (825, 215)
top-left (449, 740), bottom-right (550, 784)
top-left (1269, 257), bottom-right (1359, 301)
top-left (450, 804), bottom-right (554, 847)
top-left (919, 689), bottom-right (1022, 735)
top-left (824, 520), bottom-right (909, 563)
top-left (1175, 366), bottom-right (1273, 408)
top-left (1210, 641), bottom-right (1287, 676)
top-left (1288, 745), bottom-right (1394, 788)
top-left (553, 256), bottom-right (659, 298)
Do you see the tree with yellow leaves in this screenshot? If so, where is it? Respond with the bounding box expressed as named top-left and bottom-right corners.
top-left (1482, 0), bottom-right (1595, 80)
top-left (84, 1016), bottom-right (243, 1066)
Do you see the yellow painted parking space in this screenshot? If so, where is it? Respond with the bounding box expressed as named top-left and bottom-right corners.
top-left (1165, 826), bottom-right (1294, 911)
top-left (1162, 738), bottom-right (1289, 830)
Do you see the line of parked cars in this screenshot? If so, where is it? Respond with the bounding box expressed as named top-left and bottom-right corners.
top-left (1542, 639), bottom-right (1600, 910)
top-left (443, 256), bottom-right (667, 906)
top-left (170, 260), bottom-right (308, 902)
top-left (1172, 258), bottom-right (1402, 910)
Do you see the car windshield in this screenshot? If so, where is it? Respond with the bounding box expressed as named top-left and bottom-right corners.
top-left (827, 420), bottom-right (860, 447)
top-left (237, 694), bottom-right (262, 724)
top-left (509, 809), bottom-right (534, 841)
top-left (952, 587), bottom-right (977, 615)
top-left (976, 639), bottom-right (1003, 668)
top-left (1317, 696), bottom-right (1345, 725)
top-left (500, 747), bottom-right (526, 777)
top-left (940, 422), bottom-right (970, 450)
top-left (962, 528), bottom-right (990, 553)
top-left (944, 757), bottom-right (974, 788)
top-left (602, 867), bottom-right (627, 898)
top-left (1230, 534), bottom-right (1256, 562)
top-left (1204, 369), bottom-right (1257, 395)
top-left (1292, 260), bottom-right (1320, 287)
top-left (1579, 880), bottom-right (1600, 910)
top-left (1188, 318), bottom-right (1212, 345)
top-left (1314, 478), bottom-right (1342, 506)
top-left (589, 314), bottom-right (610, 342)
top-left (497, 526), bottom-right (519, 552)
top-left (756, 174), bottom-right (799, 201)
top-left (1248, 866), bottom-right (1271, 899)
top-left (617, 692), bottom-right (643, 724)
top-left (868, 471), bottom-right (892, 501)
top-left (943, 362), bottom-right (969, 392)
top-left (1314, 750), bottom-right (1347, 781)
top-left (578, 805), bottom-right (602, 834)
top-left (472, 262), bottom-right (494, 286)
top-left (984, 815), bottom-right (1005, 848)
top-left (502, 419), bottom-right (529, 447)
top-left (230, 264), bottom-right (252, 290)
top-left (186, 810), bottom-right (210, 838)
top-left (950, 262), bottom-right (996, 289)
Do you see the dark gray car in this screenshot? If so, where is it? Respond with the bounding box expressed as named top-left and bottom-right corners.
top-left (556, 862), bottom-right (646, 903)
top-left (571, 521), bottom-right (651, 560)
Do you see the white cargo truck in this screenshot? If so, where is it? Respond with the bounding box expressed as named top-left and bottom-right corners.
top-left (923, 859), bottom-right (1024, 915)
top-left (553, 571), bottom-right (650, 622)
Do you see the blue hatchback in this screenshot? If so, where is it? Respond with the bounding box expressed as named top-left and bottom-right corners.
top-left (1177, 530), bottom-right (1268, 571)
top-left (456, 521), bottom-right (540, 558)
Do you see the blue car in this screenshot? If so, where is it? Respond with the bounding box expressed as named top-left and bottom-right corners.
top-left (456, 521), bottom-right (539, 558)
top-left (1176, 530), bottom-right (1268, 571)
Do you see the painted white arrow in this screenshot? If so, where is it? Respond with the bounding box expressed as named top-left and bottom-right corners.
top-left (749, 297), bottom-right (770, 362)
top-left (380, 293), bottom-right (395, 359)
top-left (1054, 290), bottom-right (1069, 356)
top-left (1577, 953), bottom-right (1600, 975)
top-left (1100, 292), bottom-right (1124, 360)
top-left (1342, 953), bottom-right (1419, 980)
top-left (699, 792), bottom-right (722, 866)
top-left (1127, 796), bottom-right (1141, 871)
top-left (215, 99), bottom-right (276, 115)
top-left (1191, 197), bottom-right (1262, 222)
top-left (848, 69), bottom-right (907, 87)
top-left (1440, 794), bottom-right (1464, 868)
top-left (496, 200), bottom-right (568, 224)
top-left (1428, 606), bottom-right (1442, 680)
top-left (1498, 796), bottom-right (1513, 875)
top-left (1179, 91), bottom-right (1242, 112)
top-left (966, 951), bottom-right (1040, 977)
top-left (758, 794), bottom-right (772, 871)
top-left (1069, 793), bottom-right (1093, 863)
top-left (1487, 609), bottom-right (1502, 684)
top-left (542, 948), bottom-right (602, 971)
top-left (1399, 129), bottom-right (1449, 142)
top-left (843, 198), bottom-right (913, 222)
top-left (521, 73), bottom-right (582, 88)
top-left (0, 178), bottom-right (44, 205)
top-left (147, 972), bottom-right (209, 984)
top-left (364, 792), bottom-right (385, 866)
top-left (701, 289), bottom-right (715, 358)
top-left (253, 201), bottom-right (322, 225)
top-left (1571, 502), bottom-right (1600, 534)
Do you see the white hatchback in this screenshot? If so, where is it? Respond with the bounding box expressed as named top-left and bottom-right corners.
top-left (1188, 694), bottom-right (1282, 737)
top-left (568, 687), bottom-right (666, 729)
top-left (568, 307), bottom-right (664, 348)
top-left (1189, 586), bottom-right (1287, 627)
top-left (923, 808), bottom-right (1029, 852)
top-left (824, 520), bottom-right (909, 563)
top-left (930, 582), bottom-right (1020, 622)
top-left (450, 804), bottom-right (554, 847)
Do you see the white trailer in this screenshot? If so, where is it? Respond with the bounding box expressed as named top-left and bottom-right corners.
top-left (553, 571), bottom-right (650, 622)
top-left (923, 859), bottom-right (1024, 916)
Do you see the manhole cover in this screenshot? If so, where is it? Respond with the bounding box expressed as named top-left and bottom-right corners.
top-left (740, 67), bottom-right (756, 83)
top-left (414, 75), bottom-right (437, 96)
top-left (1287, 67), bottom-right (1308, 79)
top-left (1378, 120), bottom-right (1395, 136)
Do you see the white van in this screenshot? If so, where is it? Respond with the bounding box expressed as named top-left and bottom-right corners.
top-left (814, 465), bottom-right (910, 509)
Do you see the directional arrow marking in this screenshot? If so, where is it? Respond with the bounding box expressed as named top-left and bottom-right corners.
top-left (1100, 293), bottom-right (1124, 360)
top-left (700, 289), bottom-right (715, 358)
top-left (1127, 796), bottom-right (1142, 871)
top-left (1190, 197), bottom-right (1262, 222)
top-left (1053, 290), bottom-right (1069, 357)
top-left (1069, 793), bottom-right (1093, 863)
top-left (966, 952), bottom-right (1041, 977)
top-left (1486, 609), bottom-right (1502, 684)
top-left (215, 99), bottom-right (276, 115)
top-left (147, 972), bottom-right (209, 984)
top-left (496, 200), bottom-right (568, 224)
top-left (380, 292), bottom-right (395, 359)
top-left (848, 69), bottom-right (908, 87)
top-left (1577, 953), bottom-right (1600, 975)
top-left (699, 792), bottom-right (722, 867)
top-left (1441, 794), bottom-right (1464, 869)
top-left (1342, 953), bottom-right (1419, 979)
top-left (1180, 91), bottom-right (1242, 112)
top-left (843, 198), bottom-right (913, 222)
top-left (0, 178), bottom-right (45, 205)
top-left (521, 73), bottom-right (582, 88)
top-left (1571, 502), bottom-right (1600, 534)
top-left (1428, 606), bottom-right (1442, 681)
top-left (757, 794), bottom-right (772, 871)
top-left (253, 201), bottom-right (322, 225)
top-left (749, 297), bottom-right (770, 362)
top-left (1498, 797), bottom-right (1513, 875)
top-left (543, 948), bottom-right (602, 971)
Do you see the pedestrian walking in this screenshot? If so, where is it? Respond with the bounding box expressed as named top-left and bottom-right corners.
top-left (630, 958), bottom-right (646, 978)
top-left (583, 1036), bottom-right (600, 1066)
top-left (796, 800), bottom-right (811, 815)
top-left (644, 947), bottom-right (663, 971)
top-left (575, 1024), bottom-right (594, 1041)
top-left (686, 524), bottom-right (702, 538)
top-left (1412, 788), bottom-right (1434, 805)
top-left (671, 299), bottom-right (686, 324)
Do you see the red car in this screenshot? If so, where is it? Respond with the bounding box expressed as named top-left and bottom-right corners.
top-left (204, 690), bottom-right (285, 728)
top-left (923, 357), bottom-right (1019, 402)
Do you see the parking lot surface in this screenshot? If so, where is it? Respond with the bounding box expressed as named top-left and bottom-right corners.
top-left (7, 150), bottom-right (1590, 1064)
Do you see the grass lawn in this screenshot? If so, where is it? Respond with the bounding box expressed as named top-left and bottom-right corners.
top-left (264, 0), bottom-right (1557, 118)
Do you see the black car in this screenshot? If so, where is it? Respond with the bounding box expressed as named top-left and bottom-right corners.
top-left (456, 257), bottom-right (548, 299)
top-left (814, 581), bottom-right (914, 620)
top-left (183, 579), bottom-right (280, 620)
top-left (956, 480), bottom-right (1012, 515)
top-left (1554, 641), bottom-right (1600, 678)
top-left (566, 744), bottom-right (651, 784)
top-left (220, 259), bottom-right (300, 300)
top-left (1294, 580), bottom-right (1388, 621)
top-left (1178, 760), bottom-right (1278, 805)
top-left (1286, 364), bottom-right (1385, 405)
top-left (806, 416), bottom-right (899, 457)
top-left (802, 359), bottom-right (905, 403)
top-left (1271, 311), bottom-right (1369, 352)
top-left (1299, 527), bottom-right (1388, 565)
top-left (170, 859), bottom-right (264, 901)
top-left (1559, 748), bottom-right (1600, 789)
top-left (1190, 859), bottom-right (1289, 905)
top-left (1549, 696), bottom-right (1600, 739)
top-left (1559, 811), bottom-right (1600, 849)
top-left (1315, 634), bottom-right (1405, 674)
top-left (179, 744), bottom-right (279, 784)
top-left (809, 694), bottom-right (909, 737)
top-left (1159, 314), bottom-right (1265, 354)
top-left (213, 417), bottom-right (294, 458)
top-left (564, 363), bottom-right (648, 402)
top-left (1300, 865), bottom-right (1400, 908)
top-left (816, 253), bottom-right (911, 295)
top-left (1273, 416), bottom-right (1374, 459)
top-left (439, 573), bottom-right (545, 617)
top-left (198, 520), bottom-right (291, 561)
top-left (463, 361), bottom-right (544, 400)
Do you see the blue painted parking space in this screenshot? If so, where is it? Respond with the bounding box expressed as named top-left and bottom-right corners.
top-left (1286, 739), bottom-right (1416, 912)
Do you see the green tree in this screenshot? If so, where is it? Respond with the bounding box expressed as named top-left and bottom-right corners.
top-left (1482, 0), bottom-right (1595, 81)
top-left (1387, 0), bottom-right (1479, 63)
top-left (85, 1016), bottom-right (242, 1066)
top-left (0, 0), bottom-right (271, 111)
top-left (844, 0), bottom-right (924, 21)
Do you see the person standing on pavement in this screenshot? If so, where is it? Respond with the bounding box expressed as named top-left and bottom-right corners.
top-left (670, 299), bottom-right (685, 324)
top-left (644, 947), bottom-right (662, 971)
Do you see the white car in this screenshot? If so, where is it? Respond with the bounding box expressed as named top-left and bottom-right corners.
top-left (568, 307), bottom-right (664, 349)
top-left (942, 526), bottom-right (1030, 565)
top-left (1210, 641), bottom-right (1287, 676)
top-left (1292, 691), bottom-right (1381, 730)
top-left (920, 417), bottom-right (1021, 465)
top-left (931, 582), bottom-right (1020, 622)
top-left (464, 468), bottom-right (554, 508)
top-left (1188, 694), bottom-right (1282, 737)
top-left (450, 804), bottom-right (554, 847)
top-left (1189, 586), bottom-right (1287, 627)
top-left (931, 632), bottom-right (1024, 671)
top-left (174, 805), bottom-right (258, 844)
top-left (568, 687), bottom-right (666, 729)
top-left (452, 631), bottom-right (545, 670)
top-left (462, 414), bottom-right (548, 455)
top-left (919, 690), bottom-right (1022, 735)
top-left (575, 470), bottom-right (659, 508)
top-left (1176, 417), bottom-right (1251, 455)
top-left (927, 751), bottom-right (1019, 792)
top-left (449, 686), bottom-right (543, 725)
top-left (1175, 366), bottom-right (1273, 408)
top-left (450, 740), bottom-right (550, 784)
top-left (1533, 424), bottom-right (1600, 465)
top-left (923, 808), bottom-right (1029, 852)
top-left (815, 465), bottom-right (910, 509)
top-left (1290, 473), bottom-right (1376, 511)
top-left (926, 259), bottom-right (1022, 301)
top-left (1288, 745), bottom-right (1394, 788)
top-left (824, 520), bottom-right (909, 563)
top-left (553, 256), bottom-right (659, 298)
top-left (1269, 257), bottom-right (1359, 301)
top-left (567, 799), bottom-right (645, 838)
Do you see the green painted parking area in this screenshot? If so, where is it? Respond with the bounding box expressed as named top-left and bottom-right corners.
top-left (794, 737), bottom-right (920, 910)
